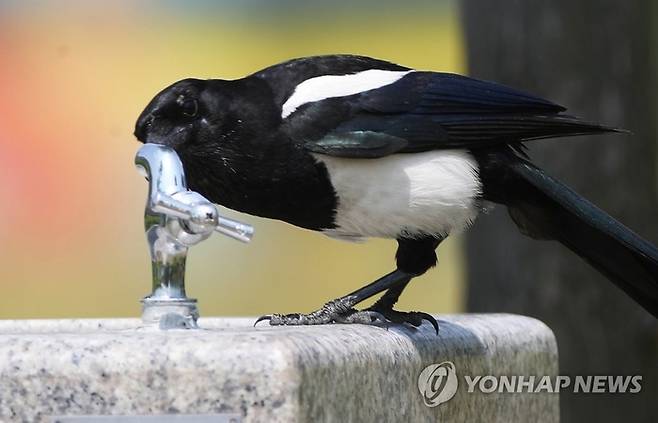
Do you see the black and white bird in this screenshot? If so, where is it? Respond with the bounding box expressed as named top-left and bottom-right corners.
top-left (135, 54), bottom-right (658, 331)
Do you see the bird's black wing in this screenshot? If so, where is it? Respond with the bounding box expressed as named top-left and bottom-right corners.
top-left (299, 71), bottom-right (618, 158)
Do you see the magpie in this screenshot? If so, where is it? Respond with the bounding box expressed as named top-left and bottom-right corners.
top-left (135, 54), bottom-right (658, 331)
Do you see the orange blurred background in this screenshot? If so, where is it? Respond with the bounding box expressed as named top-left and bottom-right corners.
top-left (0, 0), bottom-right (467, 318)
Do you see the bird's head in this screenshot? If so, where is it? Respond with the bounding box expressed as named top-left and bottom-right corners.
top-left (134, 78), bottom-right (230, 150)
top-left (134, 77), bottom-right (282, 206)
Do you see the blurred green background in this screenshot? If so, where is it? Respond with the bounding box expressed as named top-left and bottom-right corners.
top-left (0, 0), bottom-right (466, 318)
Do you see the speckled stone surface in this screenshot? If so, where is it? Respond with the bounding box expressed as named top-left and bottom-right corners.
top-left (0, 314), bottom-right (558, 422)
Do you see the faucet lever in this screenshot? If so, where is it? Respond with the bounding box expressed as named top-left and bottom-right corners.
top-left (151, 191), bottom-right (254, 243)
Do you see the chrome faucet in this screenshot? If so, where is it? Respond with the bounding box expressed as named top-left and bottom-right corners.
top-left (135, 143), bottom-right (253, 329)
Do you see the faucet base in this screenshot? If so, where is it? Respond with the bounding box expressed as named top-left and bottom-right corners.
top-left (141, 297), bottom-right (199, 329)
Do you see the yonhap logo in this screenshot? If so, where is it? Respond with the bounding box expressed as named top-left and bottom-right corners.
top-left (417, 361), bottom-right (459, 407)
top-left (417, 360), bottom-right (642, 406)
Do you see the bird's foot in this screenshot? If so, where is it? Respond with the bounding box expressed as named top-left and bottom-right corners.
top-left (254, 296), bottom-right (387, 326)
top-left (254, 297), bottom-right (438, 333)
top-left (361, 303), bottom-right (439, 334)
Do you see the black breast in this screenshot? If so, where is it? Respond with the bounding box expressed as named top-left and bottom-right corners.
top-left (180, 143), bottom-right (338, 232)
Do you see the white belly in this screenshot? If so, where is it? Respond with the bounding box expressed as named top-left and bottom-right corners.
top-left (313, 150), bottom-right (482, 240)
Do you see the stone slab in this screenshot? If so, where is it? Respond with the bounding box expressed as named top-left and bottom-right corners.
top-left (0, 314), bottom-right (558, 422)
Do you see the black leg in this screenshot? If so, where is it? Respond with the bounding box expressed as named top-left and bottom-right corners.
top-left (344, 269), bottom-right (412, 303)
top-left (370, 279), bottom-right (410, 310)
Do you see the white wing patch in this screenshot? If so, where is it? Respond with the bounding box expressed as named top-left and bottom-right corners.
top-left (314, 150), bottom-right (482, 240)
top-left (281, 69), bottom-right (413, 118)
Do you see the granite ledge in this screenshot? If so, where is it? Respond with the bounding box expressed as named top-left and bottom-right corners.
top-left (0, 314), bottom-right (558, 423)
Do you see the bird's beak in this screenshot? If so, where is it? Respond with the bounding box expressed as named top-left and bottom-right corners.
top-left (134, 112), bottom-right (154, 143)
top-left (134, 110), bottom-right (187, 147)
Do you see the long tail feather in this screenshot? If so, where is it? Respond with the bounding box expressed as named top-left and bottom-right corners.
top-left (478, 150), bottom-right (658, 317)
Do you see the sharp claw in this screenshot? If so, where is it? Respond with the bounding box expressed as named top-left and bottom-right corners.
top-left (416, 312), bottom-right (439, 335)
top-left (254, 315), bottom-right (273, 327)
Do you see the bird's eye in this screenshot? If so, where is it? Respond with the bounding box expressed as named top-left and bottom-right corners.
top-left (176, 95), bottom-right (198, 117)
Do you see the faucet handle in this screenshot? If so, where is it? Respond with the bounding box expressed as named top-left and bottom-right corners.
top-left (153, 190), bottom-right (254, 243)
